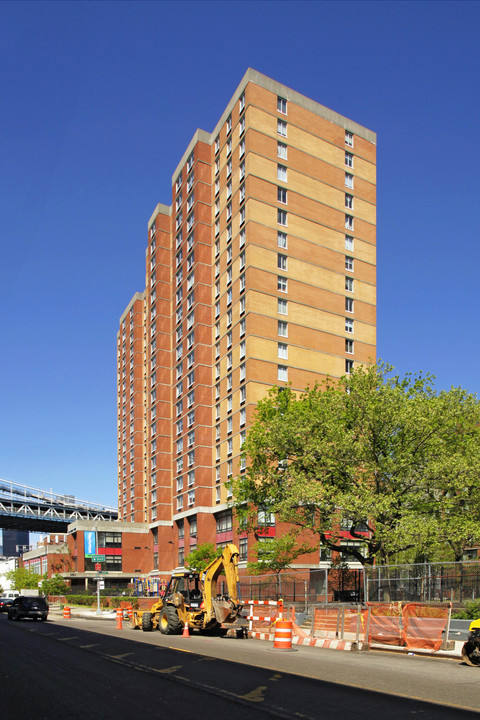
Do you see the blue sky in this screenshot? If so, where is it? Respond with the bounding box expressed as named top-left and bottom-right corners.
top-left (1, 0), bottom-right (478, 507)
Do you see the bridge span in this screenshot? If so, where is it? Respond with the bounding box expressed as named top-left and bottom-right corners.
top-left (0, 478), bottom-right (118, 533)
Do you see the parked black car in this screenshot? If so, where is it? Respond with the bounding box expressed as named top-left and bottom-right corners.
top-left (7, 596), bottom-right (48, 621)
top-left (0, 597), bottom-right (15, 612)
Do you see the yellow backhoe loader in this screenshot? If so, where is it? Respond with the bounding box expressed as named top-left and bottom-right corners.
top-left (130, 543), bottom-right (243, 635)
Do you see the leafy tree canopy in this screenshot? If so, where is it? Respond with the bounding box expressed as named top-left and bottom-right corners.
top-left (42, 573), bottom-right (68, 596)
top-left (185, 543), bottom-right (222, 572)
top-left (5, 567), bottom-right (42, 590)
top-left (247, 532), bottom-right (312, 577)
top-left (231, 362), bottom-right (480, 565)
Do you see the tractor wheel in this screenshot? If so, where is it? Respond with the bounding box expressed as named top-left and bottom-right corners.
top-left (159, 605), bottom-right (183, 635)
top-left (142, 612), bottom-right (153, 632)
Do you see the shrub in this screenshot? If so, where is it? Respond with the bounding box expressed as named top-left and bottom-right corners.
top-left (452, 600), bottom-right (480, 620)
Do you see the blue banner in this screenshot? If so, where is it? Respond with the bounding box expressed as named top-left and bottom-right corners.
top-left (84, 531), bottom-right (97, 556)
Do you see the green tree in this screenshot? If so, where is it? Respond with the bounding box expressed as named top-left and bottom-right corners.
top-left (185, 543), bottom-right (222, 572)
top-left (247, 532), bottom-right (312, 597)
top-left (5, 567), bottom-right (42, 590)
top-left (231, 363), bottom-right (480, 566)
top-left (41, 573), bottom-right (68, 596)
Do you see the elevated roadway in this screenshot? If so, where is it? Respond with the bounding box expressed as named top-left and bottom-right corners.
top-left (0, 478), bottom-right (117, 533)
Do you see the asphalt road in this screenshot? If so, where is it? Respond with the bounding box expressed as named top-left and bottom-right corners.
top-left (1, 613), bottom-right (479, 719)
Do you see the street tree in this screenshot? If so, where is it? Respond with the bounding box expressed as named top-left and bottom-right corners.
top-left (231, 363), bottom-right (480, 565)
top-left (42, 573), bottom-right (68, 596)
top-left (185, 543), bottom-right (222, 572)
top-left (5, 567), bottom-right (42, 590)
top-left (247, 532), bottom-right (313, 597)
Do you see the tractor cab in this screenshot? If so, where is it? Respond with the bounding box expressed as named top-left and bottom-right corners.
top-left (163, 572), bottom-right (203, 608)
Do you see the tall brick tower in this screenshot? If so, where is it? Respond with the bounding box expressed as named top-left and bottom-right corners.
top-left (117, 69), bottom-right (376, 575)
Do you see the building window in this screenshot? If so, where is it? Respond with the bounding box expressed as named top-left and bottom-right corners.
top-left (345, 215), bottom-right (354, 230)
top-left (188, 490), bottom-right (195, 507)
top-left (240, 407), bottom-right (246, 426)
top-left (345, 194), bottom-right (353, 209)
top-left (239, 537), bottom-right (248, 562)
top-left (277, 210), bottom-right (287, 226)
top-left (239, 139), bottom-right (245, 157)
top-left (239, 251), bottom-right (246, 270)
top-left (345, 318), bottom-right (354, 333)
top-left (240, 318), bottom-right (246, 336)
top-left (345, 235), bottom-right (354, 252)
top-left (277, 275), bottom-right (288, 292)
top-left (277, 187), bottom-right (287, 204)
top-left (187, 409), bottom-right (194, 427)
top-left (239, 161), bottom-right (245, 180)
top-left (345, 277), bottom-right (354, 292)
top-left (188, 471), bottom-right (195, 488)
top-left (278, 298), bottom-right (288, 314)
top-left (345, 359), bottom-right (354, 374)
top-left (240, 340), bottom-right (246, 358)
top-left (345, 151), bottom-right (353, 168)
top-left (239, 117), bottom-right (245, 136)
top-left (278, 342), bottom-right (288, 359)
top-left (227, 438), bottom-right (233, 456)
top-left (345, 297), bottom-right (354, 313)
top-left (345, 256), bottom-right (354, 271)
top-left (277, 164), bottom-right (287, 182)
top-left (215, 136), bottom-right (220, 154)
top-left (258, 508), bottom-right (275, 527)
top-left (277, 96), bottom-right (287, 114)
top-left (278, 365), bottom-right (288, 381)
top-left (277, 119), bottom-right (287, 136)
top-left (240, 296), bottom-right (246, 314)
top-left (226, 114), bottom-right (232, 134)
top-left (345, 173), bottom-right (354, 189)
top-left (277, 253), bottom-right (287, 271)
top-left (187, 390), bottom-right (195, 407)
top-left (216, 510), bottom-right (233, 534)
top-left (240, 385), bottom-right (246, 404)
top-left (227, 138), bottom-right (232, 155)
top-left (345, 131), bottom-right (354, 147)
top-left (239, 92), bottom-right (245, 112)
top-left (277, 142), bottom-right (287, 159)
top-left (345, 339), bottom-right (354, 354)
top-left (227, 159), bottom-right (232, 177)
top-left (239, 183), bottom-right (245, 203)
top-left (239, 206), bottom-right (245, 225)
top-left (240, 362), bottom-right (246, 381)
top-left (278, 320), bottom-right (288, 337)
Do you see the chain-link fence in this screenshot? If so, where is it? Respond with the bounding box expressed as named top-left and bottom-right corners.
top-left (364, 561), bottom-right (480, 604)
top-left (235, 567), bottom-right (363, 607)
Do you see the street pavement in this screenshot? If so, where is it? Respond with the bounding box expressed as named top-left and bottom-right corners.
top-left (1, 612), bottom-right (480, 718)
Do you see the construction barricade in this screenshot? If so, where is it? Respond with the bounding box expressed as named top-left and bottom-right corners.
top-left (248, 600), bottom-right (450, 654)
top-left (363, 602), bottom-right (451, 652)
top-left (247, 600), bottom-right (284, 640)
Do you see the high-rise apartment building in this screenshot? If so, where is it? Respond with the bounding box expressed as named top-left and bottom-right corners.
top-left (117, 69), bottom-right (376, 575)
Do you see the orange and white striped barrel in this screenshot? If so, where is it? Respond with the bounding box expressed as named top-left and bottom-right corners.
top-left (63, 606), bottom-right (71, 619)
top-left (127, 604), bottom-right (133, 620)
top-left (273, 619), bottom-right (293, 650)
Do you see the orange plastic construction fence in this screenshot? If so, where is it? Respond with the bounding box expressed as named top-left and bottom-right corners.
top-left (401, 602), bottom-right (449, 651)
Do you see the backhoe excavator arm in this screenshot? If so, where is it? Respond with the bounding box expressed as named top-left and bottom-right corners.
top-left (200, 543), bottom-right (242, 625)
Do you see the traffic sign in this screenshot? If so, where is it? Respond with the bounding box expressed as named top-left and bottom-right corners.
top-left (95, 563), bottom-right (101, 571)
top-left (90, 554), bottom-right (106, 562)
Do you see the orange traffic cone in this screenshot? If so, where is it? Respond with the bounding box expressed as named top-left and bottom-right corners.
top-left (182, 621), bottom-right (190, 638)
top-left (116, 608), bottom-right (123, 629)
